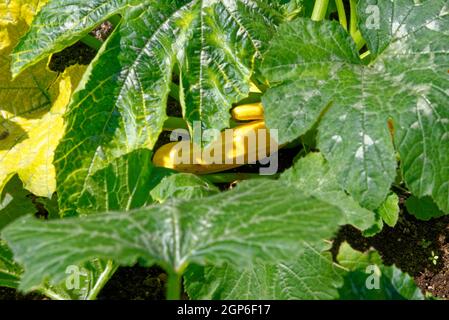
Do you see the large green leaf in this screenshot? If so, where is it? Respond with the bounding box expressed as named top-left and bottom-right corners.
top-left (357, 0), bottom-right (449, 57)
top-left (150, 173), bottom-right (219, 203)
top-left (405, 196), bottom-right (446, 221)
top-left (0, 175), bottom-right (33, 289)
top-left (184, 154), bottom-right (374, 300)
top-left (0, 240), bottom-right (22, 288)
top-left (0, 178), bottom-right (104, 298)
top-left (337, 242), bottom-right (424, 300)
top-left (185, 242), bottom-right (343, 300)
top-left (281, 153), bottom-right (375, 230)
top-left (36, 0), bottom-right (282, 215)
top-left (0, 176), bottom-right (35, 230)
top-left (2, 179), bottom-right (348, 292)
top-left (261, 9), bottom-right (449, 211)
top-left (10, 0), bottom-right (140, 76)
top-left (76, 149), bottom-right (171, 215)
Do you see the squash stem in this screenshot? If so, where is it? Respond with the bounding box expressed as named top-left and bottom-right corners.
top-left (353, 30), bottom-right (366, 50)
top-left (349, 0), bottom-right (358, 36)
top-left (80, 34), bottom-right (103, 51)
top-left (335, 0), bottom-right (348, 31)
top-left (108, 15), bottom-right (121, 27)
top-left (163, 117), bottom-right (189, 131)
top-left (169, 82), bottom-right (180, 102)
top-left (38, 288), bottom-right (69, 300)
top-left (166, 271), bottom-right (182, 300)
top-left (204, 173), bottom-right (279, 184)
top-left (87, 260), bottom-right (117, 300)
top-left (311, 0), bottom-right (329, 21)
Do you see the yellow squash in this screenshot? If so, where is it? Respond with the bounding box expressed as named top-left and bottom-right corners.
top-left (231, 103), bottom-right (264, 121)
top-left (153, 121), bottom-right (278, 174)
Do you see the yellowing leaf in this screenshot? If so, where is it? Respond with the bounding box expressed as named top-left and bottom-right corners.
top-left (0, 0), bottom-right (86, 197)
top-left (1, 66), bottom-right (86, 197)
top-left (0, 0), bottom-right (48, 26)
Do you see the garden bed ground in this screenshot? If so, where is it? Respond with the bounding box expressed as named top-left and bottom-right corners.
top-left (333, 213), bottom-right (449, 299)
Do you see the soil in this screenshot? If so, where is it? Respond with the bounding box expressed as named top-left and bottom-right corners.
top-left (48, 42), bottom-right (97, 72)
top-left (98, 266), bottom-right (168, 300)
top-left (0, 287), bottom-right (46, 300)
top-left (332, 212), bottom-right (449, 299)
top-left (48, 21), bottom-right (113, 72)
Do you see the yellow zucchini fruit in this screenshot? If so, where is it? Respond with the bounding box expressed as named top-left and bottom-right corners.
top-left (232, 103), bottom-right (264, 121)
top-left (153, 121), bottom-right (279, 174)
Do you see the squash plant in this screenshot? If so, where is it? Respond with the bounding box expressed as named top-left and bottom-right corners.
top-left (0, 0), bottom-right (447, 300)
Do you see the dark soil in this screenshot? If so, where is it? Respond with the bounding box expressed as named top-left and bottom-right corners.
top-left (48, 21), bottom-right (113, 72)
top-left (48, 42), bottom-right (97, 72)
top-left (98, 266), bottom-right (168, 300)
top-left (0, 287), bottom-right (46, 300)
top-left (332, 212), bottom-right (449, 299)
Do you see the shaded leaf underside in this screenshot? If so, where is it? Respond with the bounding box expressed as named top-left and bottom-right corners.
top-left (185, 242), bottom-right (343, 300)
top-left (2, 178), bottom-right (349, 291)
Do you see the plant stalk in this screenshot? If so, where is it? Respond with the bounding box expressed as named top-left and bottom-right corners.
top-left (311, 0), bottom-right (329, 21)
top-left (335, 0), bottom-right (348, 31)
top-left (204, 173), bottom-right (278, 184)
top-left (169, 82), bottom-right (181, 102)
top-left (352, 30), bottom-right (366, 50)
top-left (39, 288), bottom-right (69, 300)
top-left (166, 271), bottom-right (182, 300)
top-left (349, 0), bottom-right (358, 36)
top-left (164, 117), bottom-right (188, 131)
top-left (360, 50), bottom-right (371, 60)
top-left (87, 260), bottom-right (117, 300)
top-left (108, 15), bottom-right (121, 26)
top-left (80, 34), bottom-right (103, 51)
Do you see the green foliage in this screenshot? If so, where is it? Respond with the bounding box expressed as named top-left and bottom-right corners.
top-left (0, 0), bottom-right (446, 300)
top-left (281, 153), bottom-right (375, 230)
top-left (14, 0), bottom-right (284, 216)
top-left (378, 194), bottom-right (400, 228)
top-left (0, 176), bottom-right (35, 230)
top-left (262, 3), bottom-right (449, 211)
top-left (150, 173), bottom-right (219, 203)
top-left (75, 149), bottom-right (172, 215)
top-left (0, 240), bottom-right (22, 289)
top-left (2, 179), bottom-right (350, 292)
top-left (406, 196), bottom-right (446, 221)
top-left (337, 243), bottom-right (424, 300)
top-left (185, 242), bottom-right (343, 300)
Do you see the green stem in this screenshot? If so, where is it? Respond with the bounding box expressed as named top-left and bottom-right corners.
top-left (311, 0), bottom-right (329, 21)
top-left (108, 15), bottom-right (121, 26)
top-left (39, 288), bottom-right (69, 301)
top-left (87, 260), bottom-right (117, 300)
top-left (204, 173), bottom-right (279, 184)
top-left (349, 0), bottom-right (358, 36)
top-left (360, 50), bottom-right (371, 60)
top-left (335, 0), bottom-right (348, 31)
top-left (80, 34), bottom-right (103, 51)
top-left (163, 116), bottom-right (238, 132)
top-left (163, 117), bottom-right (188, 131)
top-left (169, 82), bottom-right (180, 102)
top-left (352, 30), bottom-right (366, 50)
top-left (166, 271), bottom-right (182, 300)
